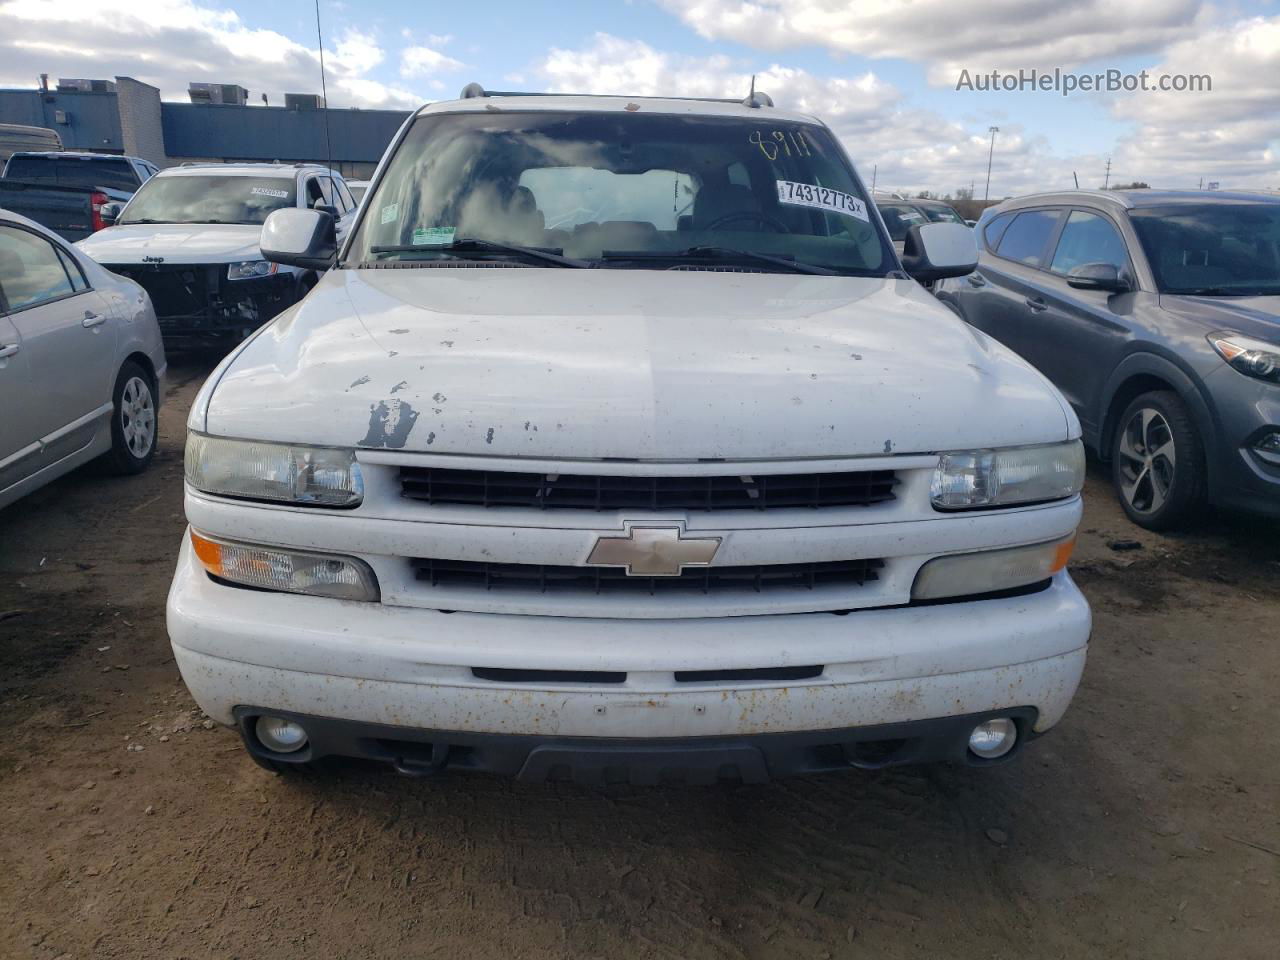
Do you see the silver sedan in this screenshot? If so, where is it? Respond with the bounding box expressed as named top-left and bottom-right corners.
top-left (0, 208), bottom-right (166, 509)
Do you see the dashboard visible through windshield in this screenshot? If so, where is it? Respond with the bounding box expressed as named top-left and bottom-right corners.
top-left (346, 110), bottom-right (892, 275)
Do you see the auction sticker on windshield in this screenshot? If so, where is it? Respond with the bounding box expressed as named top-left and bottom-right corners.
top-left (250, 186), bottom-right (289, 199)
top-left (776, 180), bottom-right (868, 222)
top-left (412, 226), bottom-right (457, 246)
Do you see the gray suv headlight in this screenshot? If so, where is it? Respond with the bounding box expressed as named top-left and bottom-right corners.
top-left (185, 433), bottom-right (363, 507)
top-left (931, 440), bottom-right (1085, 509)
top-left (1209, 332), bottom-right (1280, 384)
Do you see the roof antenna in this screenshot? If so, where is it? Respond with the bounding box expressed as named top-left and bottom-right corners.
top-left (313, 0), bottom-right (335, 178)
top-left (742, 74), bottom-right (772, 109)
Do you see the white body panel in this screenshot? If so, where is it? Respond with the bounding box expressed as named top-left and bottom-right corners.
top-left (195, 268), bottom-right (1075, 459)
top-left (75, 222), bottom-right (269, 266)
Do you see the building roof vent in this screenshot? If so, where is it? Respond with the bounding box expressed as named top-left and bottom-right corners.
top-left (284, 93), bottom-right (326, 111)
top-left (57, 78), bottom-right (116, 93)
top-left (188, 82), bottom-right (249, 105)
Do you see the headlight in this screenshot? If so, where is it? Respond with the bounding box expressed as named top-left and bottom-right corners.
top-left (190, 530), bottom-right (379, 601)
top-left (185, 433), bottom-right (363, 507)
top-left (912, 535), bottom-right (1075, 601)
top-left (227, 260), bottom-right (278, 280)
top-left (931, 440), bottom-right (1085, 510)
top-left (1208, 332), bottom-right (1280, 384)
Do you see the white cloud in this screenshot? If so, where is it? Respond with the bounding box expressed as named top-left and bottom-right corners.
top-left (533, 33), bottom-right (1080, 197)
top-left (400, 44), bottom-right (465, 79)
top-left (659, 0), bottom-right (1207, 84)
top-left (0, 0), bottom-right (426, 108)
top-left (1110, 15), bottom-right (1280, 189)
top-left (332, 29), bottom-right (384, 76)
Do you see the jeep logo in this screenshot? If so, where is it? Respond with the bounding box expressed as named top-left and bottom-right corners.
top-left (142, 255), bottom-right (165, 263)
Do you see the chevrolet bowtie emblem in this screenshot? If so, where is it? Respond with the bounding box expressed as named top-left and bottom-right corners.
top-left (587, 525), bottom-right (721, 577)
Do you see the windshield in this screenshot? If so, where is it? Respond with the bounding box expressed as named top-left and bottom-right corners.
top-left (5, 155), bottom-right (137, 191)
top-left (921, 203), bottom-right (965, 224)
top-left (120, 175), bottom-right (297, 225)
top-left (876, 202), bottom-right (928, 241)
top-left (1129, 203), bottom-right (1280, 295)
top-left (346, 110), bottom-right (891, 274)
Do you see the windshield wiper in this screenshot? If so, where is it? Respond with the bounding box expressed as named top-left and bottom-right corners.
top-left (369, 238), bottom-right (589, 268)
top-left (121, 218), bottom-right (173, 224)
top-left (1175, 287), bottom-right (1258, 297)
top-left (599, 246), bottom-right (838, 276)
top-left (1176, 285), bottom-right (1280, 297)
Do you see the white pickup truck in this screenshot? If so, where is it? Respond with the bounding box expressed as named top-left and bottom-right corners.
top-left (167, 86), bottom-right (1090, 784)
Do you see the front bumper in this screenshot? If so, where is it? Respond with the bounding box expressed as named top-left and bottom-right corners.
top-left (233, 706), bottom-right (1042, 783)
top-left (168, 537), bottom-right (1090, 779)
top-left (104, 263), bottom-right (297, 342)
top-left (1206, 368), bottom-right (1280, 517)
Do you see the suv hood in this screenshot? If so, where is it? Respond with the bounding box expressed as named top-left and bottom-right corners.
top-left (202, 269), bottom-right (1074, 460)
top-left (76, 222), bottom-right (264, 264)
top-left (1160, 293), bottom-right (1280, 342)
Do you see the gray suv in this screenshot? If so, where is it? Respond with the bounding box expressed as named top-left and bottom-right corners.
top-left (937, 190), bottom-right (1280, 529)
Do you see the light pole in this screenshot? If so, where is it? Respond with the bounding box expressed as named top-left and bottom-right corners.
top-left (984, 126), bottom-right (999, 202)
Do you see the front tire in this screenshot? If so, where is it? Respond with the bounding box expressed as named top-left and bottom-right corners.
top-left (1110, 390), bottom-right (1204, 530)
top-left (103, 361), bottom-right (157, 475)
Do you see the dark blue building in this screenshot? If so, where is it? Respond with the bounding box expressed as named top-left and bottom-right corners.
top-left (0, 76), bottom-right (411, 178)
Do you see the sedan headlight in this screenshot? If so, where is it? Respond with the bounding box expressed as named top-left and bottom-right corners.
top-left (1208, 332), bottom-right (1280, 384)
top-left (191, 530), bottom-right (378, 601)
top-left (227, 260), bottom-right (278, 280)
top-left (931, 440), bottom-right (1085, 510)
top-left (185, 433), bottom-right (363, 507)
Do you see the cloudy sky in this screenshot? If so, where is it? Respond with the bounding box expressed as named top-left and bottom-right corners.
top-left (1, 0), bottom-right (1277, 196)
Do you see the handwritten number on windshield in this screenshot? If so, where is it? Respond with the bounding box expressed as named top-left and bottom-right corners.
top-left (750, 129), bottom-right (813, 161)
top-left (749, 130), bottom-right (777, 160)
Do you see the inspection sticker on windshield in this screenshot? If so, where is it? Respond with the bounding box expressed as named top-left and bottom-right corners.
top-left (776, 180), bottom-right (868, 222)
top-left (412, 226), bottom-right (456, 246)
top-left (380, 203), bottom-right (399, 225)
top-left (250, 186), bottom-right (289, 199)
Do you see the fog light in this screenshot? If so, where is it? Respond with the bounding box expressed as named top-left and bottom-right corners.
top-left (1254, 432), bottom-right (1280, 466)
top-left (968, 718), bottom-right (1017, 759)
top-left (255, 715), bottom-right (308, 753)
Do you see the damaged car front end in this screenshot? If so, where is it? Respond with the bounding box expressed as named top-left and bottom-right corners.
top-left (105, 260), bottom-right (300, 345)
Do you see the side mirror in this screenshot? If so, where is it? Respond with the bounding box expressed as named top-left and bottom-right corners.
top-left (964, 220), bottom-right (977, 228)
top-left (100, 201), bottom-right (124, 226)
top-left (1067, 262), bottom-right (1130, 293)
top-left (261, 208), bottom-right (337, 271)
top-left (901, 222), bottom-right (979, 282)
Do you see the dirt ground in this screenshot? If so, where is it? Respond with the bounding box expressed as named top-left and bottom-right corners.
top-left (1, 355), bottom-right (1277, 960)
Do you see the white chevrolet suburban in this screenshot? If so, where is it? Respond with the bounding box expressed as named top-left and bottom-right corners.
top-left (167, 86), bottom-right (1090, 784)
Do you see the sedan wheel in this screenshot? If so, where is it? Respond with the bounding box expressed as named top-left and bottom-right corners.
top-left (120, 375), bottom-right (156, 460)
top-left (103, 360), bottom-right (158, 475)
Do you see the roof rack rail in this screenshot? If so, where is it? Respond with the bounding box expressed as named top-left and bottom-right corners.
top-left (457, 82), bottom-right (774, 108)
